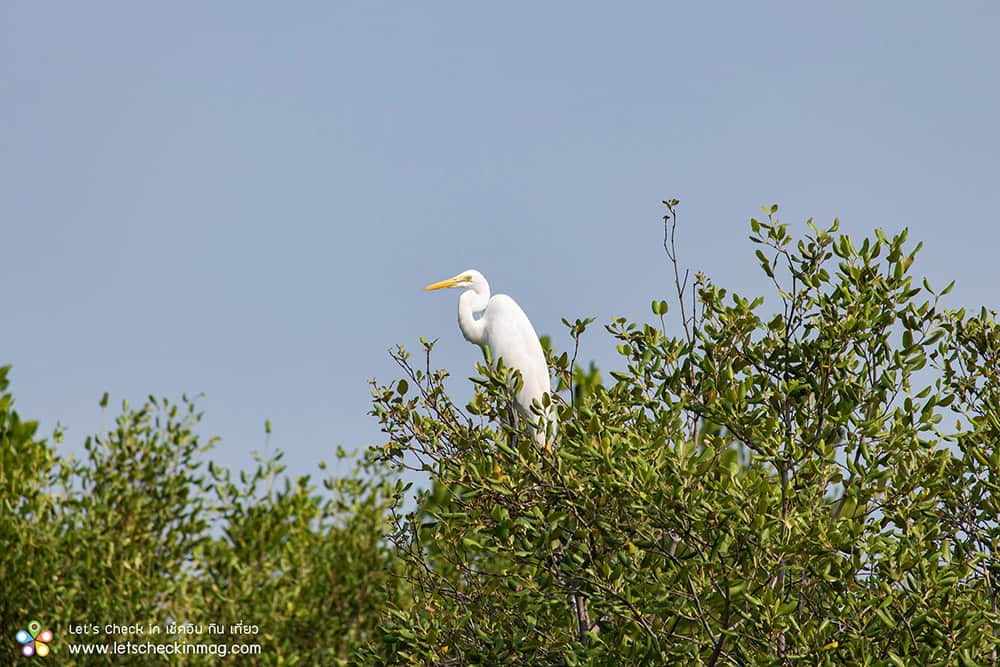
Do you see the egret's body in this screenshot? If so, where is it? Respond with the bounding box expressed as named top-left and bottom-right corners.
top-left (425, 270), bottom-right (553, 444)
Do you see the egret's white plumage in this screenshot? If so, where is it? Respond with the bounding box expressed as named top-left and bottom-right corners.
top-left (425, 269), bottom-right (554, 445)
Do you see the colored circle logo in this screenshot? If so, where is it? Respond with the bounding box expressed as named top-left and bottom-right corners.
top-left (16, 620), bottom-right (52, 657)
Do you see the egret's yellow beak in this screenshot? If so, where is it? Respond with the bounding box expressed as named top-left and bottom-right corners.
top-left (424, 274), bottom-right (464, 291)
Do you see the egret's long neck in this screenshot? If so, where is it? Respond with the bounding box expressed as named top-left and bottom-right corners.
top-left (457, 284), bottom-right (489, 346)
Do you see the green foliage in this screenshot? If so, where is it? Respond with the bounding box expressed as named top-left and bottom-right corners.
top-left (196, 448), bottom-right (406, 665)
top-left (0, 386), bottom-right (404, 665)
top-left (0, 365), bottom-right (57, 662)
top-left (365, 206), bottom-right (1000, 665)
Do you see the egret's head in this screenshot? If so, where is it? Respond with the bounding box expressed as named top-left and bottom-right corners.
top-left (424, 269), bottom-right (485, 291)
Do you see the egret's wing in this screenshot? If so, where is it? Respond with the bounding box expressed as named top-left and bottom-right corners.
top-left (483, 295), bottom-right (551, 418)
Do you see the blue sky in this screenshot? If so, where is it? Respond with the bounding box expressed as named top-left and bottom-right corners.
top-left (3, 2), bottom-right (998, 484)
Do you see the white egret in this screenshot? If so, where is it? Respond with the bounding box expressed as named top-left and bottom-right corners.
top-left (425, 269), bottom-right (554, 446)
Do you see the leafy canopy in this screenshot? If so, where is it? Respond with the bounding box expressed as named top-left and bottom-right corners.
top-left (365, 203), bottom-right (1000, 666)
